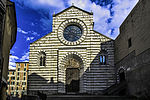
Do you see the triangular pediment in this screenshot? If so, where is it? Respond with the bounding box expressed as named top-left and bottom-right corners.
top-left (53, 5), bottom-right (93, 17)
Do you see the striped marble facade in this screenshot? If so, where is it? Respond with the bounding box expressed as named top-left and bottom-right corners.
top-left (28, 5), bottom-right (115, 95)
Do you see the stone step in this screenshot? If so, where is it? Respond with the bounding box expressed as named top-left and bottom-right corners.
top-left (46, 95), bottom-right (137, 100)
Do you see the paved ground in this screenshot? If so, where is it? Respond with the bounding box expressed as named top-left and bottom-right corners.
top-left (46, 95), bottom-right (138, 100)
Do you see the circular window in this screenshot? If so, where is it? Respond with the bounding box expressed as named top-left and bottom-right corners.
top-left (58, 19), bottom-right (87, 45)
top-left (63, 25), bottom-right (82, 42)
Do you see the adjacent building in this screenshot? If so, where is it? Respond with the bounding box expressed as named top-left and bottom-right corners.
top-left (0, 0), bottom-right (17, 100)
top-left (7, 62), bottom-right (29, 98)
top-left (7, 69), bottom-right (16, 96)
top-left (114, 0), bottom-right (150, 98)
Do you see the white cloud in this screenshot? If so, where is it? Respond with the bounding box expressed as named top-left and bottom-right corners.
top-left (9, 55), bottom-right (19, 69)
top-left (40, 17), bottom-right (51, 31)
top-left (9, 66), bottom-right (16, 70)
top-left (68, 0), bottom-right (91, 10)
top-left (20, 52), bottom-right (29, 61)
top-left (18, 27), bottom-right (38, 36)
top-left (26, 37), bottom-right (34, 41)
top-left (9, 53), bottom-right (29, 69)
top-left (109, 0), bottom-right (139, 36)
top-left (31, 22), bottom-right (35, 26)
top-left (16, 0), bottom-right (66, 31)
top-left (67, 0), bottom-right (138, 39)
top-left (10, 50), bottom-right (15, 54)
top-left (16, 0), bottom-right (138, 39)
top-left (32, 32), bottom-right (38, 35)
top-left (37, 0), bottom-right (65, 9)
top-left (17, 27), bottom-right (28, 34)
top-left (17, 0), bottom-right (65, 11)
top-left (68, 0), bottom-right (112, 37)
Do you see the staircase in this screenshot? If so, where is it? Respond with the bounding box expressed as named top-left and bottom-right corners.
top-left (103, 81), bottom-right (127, 95)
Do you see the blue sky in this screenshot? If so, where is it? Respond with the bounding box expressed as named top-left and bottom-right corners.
top-left (9, 0), bottom-right (138, 69)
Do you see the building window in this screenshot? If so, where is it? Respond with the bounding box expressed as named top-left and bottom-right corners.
top-left (18, 68), bottom-right (20, 71)
top-left (22, 82), bottom-right (26, 85)
top-left (23, 87), bottom-right (25, 90)
top-left (39, 51), bottom-right (46, 66)
top-left (128, 38), bottom-right (132, 48)
top-left (11, 77), bottom-right (15, 80)
top-left (25, 63), bottom-right (26, 66)
top-left (99, 50), bottom-right (108, 65)
top-left (11, 87), bottom-right (13, 90)
top-left (11, 92), bottom-right (14, 95)
top-left (17, 77), bottom-right (19, 80)
top-left (17, 82), bottom-right (19, 85)
top-left (16, 92), bottom-right (18, 96)
top-left (100, 55), bottom-right (106, 64)
top-left (16, 87), bottom-right (18, 90)
top-left (24, 68), bottom-right (26, 71)
top-left (11, 82), bottom-right (14, 85)
top-left (24, 72), bottom-right (26, 76)
top-left (18, 73), bottom-right (19, 76)
top-left (24, 77), bottom-right (26, 80)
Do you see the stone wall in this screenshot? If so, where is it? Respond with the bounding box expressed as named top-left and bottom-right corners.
top-left (115, 0), bottom-right (150, 98)
top-left (28, 6), bottom-right (115, 95)
top-left (115, 0), bottom-right (150, 63)
top-left (115, 48), bottom-right (150, 98)
top-left (0, 1), bottom-right (17, 100)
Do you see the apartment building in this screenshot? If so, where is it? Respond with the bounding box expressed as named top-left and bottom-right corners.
top-left (7, 62), bottom-right (29, 98)
top-left (7, 70), bottom-right (16, 96)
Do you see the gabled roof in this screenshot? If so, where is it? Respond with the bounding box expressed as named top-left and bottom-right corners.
top-left (93, 30), bottom-right (113, 40)
top-left (53, 5), bottom-right (93, 17)
top-left (30, 32), bottom-right (53, 44)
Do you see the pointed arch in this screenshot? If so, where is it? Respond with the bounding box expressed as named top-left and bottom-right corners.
top-left (38, 51), bottom-right (46, 66)
top-left (118, 68), bottom-right (126, 83)
top-left (99, 50), bottom-right (108, 65)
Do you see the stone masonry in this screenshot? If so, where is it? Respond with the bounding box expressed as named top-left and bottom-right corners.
top-left (28, 5), bottom-right (115, 95)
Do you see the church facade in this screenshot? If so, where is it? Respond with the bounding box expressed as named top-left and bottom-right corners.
top-left (28, 5), bottom-right (116, 95)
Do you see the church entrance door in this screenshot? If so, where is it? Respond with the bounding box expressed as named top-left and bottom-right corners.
top-left (66, 68), bottom-right (80, 93)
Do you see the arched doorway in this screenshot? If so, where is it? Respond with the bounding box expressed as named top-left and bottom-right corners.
top-left (118, 68), bottom-right (127, 95)
top-left (64, 54), bottom-right (83, 93)
top-left (119, 69), bottom-right (126, 83)
top-left (66, 68), bottom-right (79, 93)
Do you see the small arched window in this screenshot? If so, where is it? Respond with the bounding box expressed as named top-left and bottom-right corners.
top-left (119, 69), bottom-right (126, 83)
top-left (39, 51), bottom-right (46, 66)
top-left (99, 50), bottom-right (108, 65)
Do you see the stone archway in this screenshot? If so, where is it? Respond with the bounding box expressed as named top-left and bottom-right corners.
top-left (66, 68), bottom-right (80, 93)
top-left (65, 56), bottom-right (81, 93)
top-left (58, 53), bottom-right (84, 93)
top-left (119, 69), bottom-right (126, 83)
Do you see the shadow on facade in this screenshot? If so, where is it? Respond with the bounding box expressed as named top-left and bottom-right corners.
top-left (27, 40), bottom-right (119, 97)
top-left (27, 73), bottom-right (63, 100)
top-left (115, 48), bottom-right (150, 99)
